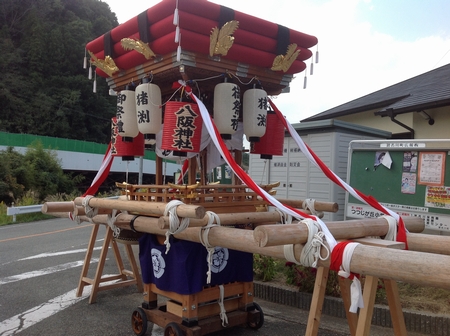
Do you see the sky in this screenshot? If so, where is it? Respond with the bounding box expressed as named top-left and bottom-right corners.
top-left (101, 0), bottom-right (450, 124)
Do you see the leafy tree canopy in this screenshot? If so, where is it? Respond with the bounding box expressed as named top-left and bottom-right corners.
top-left (0, 0), bottom-right (119, 143)
top-left (0, 142), bottom-right (81, 204)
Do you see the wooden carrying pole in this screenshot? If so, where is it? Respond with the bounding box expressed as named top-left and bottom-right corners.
top-left (267, 198), bottom-right (339, 213)
top-left (42, 202), bottom-right (112, 216)
top-left (83, 213), bottom-right (450, 290)
top-left (253, 217), bottom-right (425, 247)
top-left (158, 211), bottom-right (287, 229)
top-left (253, 219), bottom-right (450, 257)
top-left (405, 232), bottom-right (450, 256)
top-left (73, 197), bottom-right (205, 219)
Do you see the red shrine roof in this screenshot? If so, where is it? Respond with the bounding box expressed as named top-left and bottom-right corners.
top-left (86, 0), bottom-right (318, 94)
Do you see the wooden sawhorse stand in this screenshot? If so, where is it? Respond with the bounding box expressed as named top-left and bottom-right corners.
top-left (76, 224), bottom-right (143, 304)
top-left (305, 238), bottom-right (407, 336)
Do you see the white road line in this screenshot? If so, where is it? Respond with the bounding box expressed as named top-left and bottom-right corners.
top-left (18, 247), bottom-right (103, 260)
top-left (1, 240), bottom-right (105, 267)
top-left (0, 259), bottom-right (99, 286)
top-left (0, 278), bottom-right (117, 336)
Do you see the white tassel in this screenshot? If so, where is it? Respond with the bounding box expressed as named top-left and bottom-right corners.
top-left (315, 49), bottom-right (319, 64)
top-left (175, 26), bottom-right (180, 43)
top-left (88, 66), bottom-right (92, 80)
top-left (83, 49), bottom-right (87, 69)
top-left (173, 8), bottom-right (179, 25)
top-left (303, 74), bottom-right (307, 89)
top-left (310, 62), bottom-right (314, 75)
top-left (176, 45), bottom-right (181, 62)
top-left (176, 33), bottom-right (181, 62)
top-left (93, 72), bottom-right (97, 93)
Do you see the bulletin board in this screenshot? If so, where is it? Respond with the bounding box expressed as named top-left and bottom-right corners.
top-left (345, 139), bottom-right (450, 232)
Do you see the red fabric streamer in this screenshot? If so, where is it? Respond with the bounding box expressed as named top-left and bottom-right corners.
top-left (176, 160), bottom-right (189, 184)
top-left (171, 81), bottom-right (315, 222)
top-left (268, 99), bottom-right (408, 249)
top-left (82, 142), bottom-right (114, 197)
top-left (330, 241), bottom-right (358, 280)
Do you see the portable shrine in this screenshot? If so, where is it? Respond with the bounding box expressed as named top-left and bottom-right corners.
top-left (83, 0), bottom-right (321, 333)
top-left (45, 1), bottom-right (450, 336)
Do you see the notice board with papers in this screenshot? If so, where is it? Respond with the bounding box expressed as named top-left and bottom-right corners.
top-left (345, 139), bottom-right (450, 232)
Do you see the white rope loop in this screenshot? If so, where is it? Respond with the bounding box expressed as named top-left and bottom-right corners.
top-left (218, 284), bottom-right (229, 327)
top-left (106, 209), bottom-right (121, 238)
top-left (69, 201), bottom-right (83, 224)
top-left (274, 208), bottom-right (293, 224)
top-left (82, 195), bottom-right (98, 218)
top-left (283, 218), bottom-right (330, 268)
top-left (338, 242), bottom-right (364, 313)
top-left (302, 198), bottom-right (323, 217)
top-left (299, 218), bottom-right (330, 268)
top-left (163, 200), bottom-right (190, 254)
top-left (199, 211), bottom-right (220, 284)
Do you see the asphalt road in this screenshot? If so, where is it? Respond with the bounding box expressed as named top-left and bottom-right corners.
top-left (0, 218), bottom-right (427, 336)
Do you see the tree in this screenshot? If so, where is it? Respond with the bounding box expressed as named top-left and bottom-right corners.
top-left (23, 141), bottom-right (79, 202)
top-left (0, 147), bottom-right (29, 205)
top-left (0, 0), bottom-right (118, 143)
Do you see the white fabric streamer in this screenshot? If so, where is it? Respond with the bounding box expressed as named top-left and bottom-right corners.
top-left (179, 83), bottom-right (338, 251)
top-left (338, 242), bottom-right (364, 313)
top-left (381, 215), bottom-right (397, 241)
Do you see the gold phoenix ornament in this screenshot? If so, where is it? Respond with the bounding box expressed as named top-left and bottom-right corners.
top-left (271, 43), bottom-right (300, 72)
top-left (121, 38), bottom-right (156, 59)
top-left (209, 20), bottom-right (239, 57)
top-left (88, 50), bottom-right (119, 77)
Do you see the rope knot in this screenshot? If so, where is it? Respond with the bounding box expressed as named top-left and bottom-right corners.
top-left (82, 195), bottom-right (98, 218)
top-left (199, 211), bottom-right (220, 284)
top-left (106, 209), bottom-right (121, 237)
top-left (163, 200), bottom-right (190, 254)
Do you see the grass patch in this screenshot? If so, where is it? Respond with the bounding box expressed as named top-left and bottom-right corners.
top-left (254, 256), bottom-right (450, 315)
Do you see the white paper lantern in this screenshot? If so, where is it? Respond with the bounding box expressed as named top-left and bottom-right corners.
top-left (135, 79), bottom-right (162, 141)
top-left (243, 88), bottom-right (268, 142)
top-left (213, 82), bottom-right (240, 139)
top-left (116, 85), bottom-right (139, 142)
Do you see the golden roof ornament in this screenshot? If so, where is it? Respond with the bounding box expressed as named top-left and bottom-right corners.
top-left (271, 43), bottom-right (300, 72)
top-left (88, 50), bottom-right (119, 77)
top-left (209, 20), bottom-right (239, 57)
top-left (121, 38), bottom-right (156, 60)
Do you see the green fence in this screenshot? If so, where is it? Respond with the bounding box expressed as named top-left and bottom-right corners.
top-left (0, 132), bottom-right (156, 160)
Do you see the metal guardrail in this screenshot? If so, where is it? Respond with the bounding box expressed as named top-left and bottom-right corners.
top-left (7, 204), bottom-right (43, 222)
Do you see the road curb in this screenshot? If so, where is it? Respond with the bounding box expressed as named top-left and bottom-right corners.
top-left (254, 281), bottom-right (450, 335)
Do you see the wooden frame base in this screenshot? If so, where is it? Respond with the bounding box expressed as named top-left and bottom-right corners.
top-left (306, 238), bottom-right (407, 336)
top-left (76, 225), bottom-right (143, 304)
top-left (138, 281), bottom-right (257, 335)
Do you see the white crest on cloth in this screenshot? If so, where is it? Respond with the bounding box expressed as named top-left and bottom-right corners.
top-left (151, 248), bottom-right (166, 279)
top-left (210, 247), bottom-right (229, 273)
